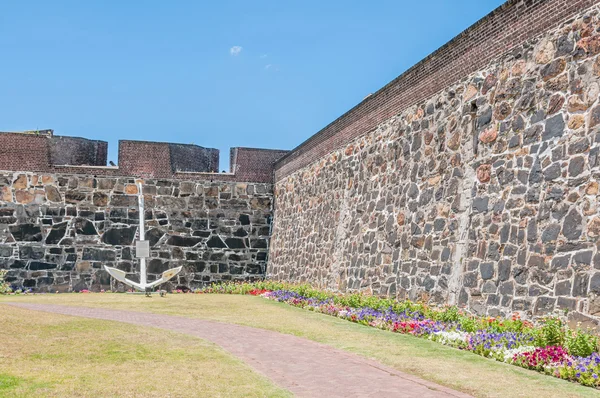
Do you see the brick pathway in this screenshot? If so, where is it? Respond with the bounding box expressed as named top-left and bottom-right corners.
top-left (7, 303), bottom-right (471, 398)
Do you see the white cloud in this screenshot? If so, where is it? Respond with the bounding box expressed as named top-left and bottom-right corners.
top-left (230, 46), bottom-right (242, 56)
top-left (260, 54), bottom-right (268, 59)
top-left (265, 64), bottom-right (279, 72)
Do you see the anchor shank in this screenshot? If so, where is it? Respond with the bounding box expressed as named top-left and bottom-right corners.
top-left (138, 182), bottom-right (147, 288)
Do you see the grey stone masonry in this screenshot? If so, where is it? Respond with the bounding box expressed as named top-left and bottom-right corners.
top-left (269, 5), bottom-right (600, 326)
top-left (0, 172), bottom-right (273, 291)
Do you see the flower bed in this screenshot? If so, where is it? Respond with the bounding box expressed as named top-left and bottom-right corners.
top-left (199, 281), bottom-right (600, 389)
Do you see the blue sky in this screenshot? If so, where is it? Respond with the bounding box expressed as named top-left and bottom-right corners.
top-left (0, 0), bottom-right (504, 171)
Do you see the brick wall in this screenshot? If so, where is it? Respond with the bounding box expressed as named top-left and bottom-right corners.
top-left (232, 148), bottom-right (290, 182)
top-left (0, 133), bottom-right (288, 183)
top-left (274, 0), bottom-right (599, 180)
top-left (0, 133), bottom-right (51, 172)
top-left (169, 143), bottom-right (219, 173)
top-left (96, 142), bottom-right (108, 168)
top-left (49, 136), bottom-right (108, 166)
top-left (118, 140), bottom-right (174, 178)
top-left (169, 148), bottom-right (289, 183)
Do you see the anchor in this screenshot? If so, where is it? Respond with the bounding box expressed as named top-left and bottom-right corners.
top-left (104, 182), bottom-right (182, 295)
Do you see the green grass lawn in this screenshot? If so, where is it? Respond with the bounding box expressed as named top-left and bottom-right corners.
top-left (2, 293), bottom-right (599, 398)
top-left (0, 305), bottom-right (290, 397)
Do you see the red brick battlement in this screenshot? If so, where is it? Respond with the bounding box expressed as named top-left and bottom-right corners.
top-left (0, 131), bottom-right (288, 183)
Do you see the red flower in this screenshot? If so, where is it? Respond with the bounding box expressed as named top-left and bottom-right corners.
top-left (513, 346), bottom-right (570, 369)
top-left (248, 289), bottom-right (270, 296)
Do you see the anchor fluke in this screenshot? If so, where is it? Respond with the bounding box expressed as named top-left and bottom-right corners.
top-left (145, 266), bottom-right (184, 289)
top-left (104, 266), bottom-right (129, 284)
top-left (160, 266), bottom-right (183, 283)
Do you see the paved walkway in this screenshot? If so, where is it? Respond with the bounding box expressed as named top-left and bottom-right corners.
top-left (7, 303), bottom-right (471, 398)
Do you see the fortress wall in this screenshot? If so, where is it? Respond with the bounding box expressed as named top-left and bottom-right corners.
top-left (269, 1), bottom-right (600, 325)
top-left (0, 133), bottom-right (288, 291)
top-left (0, 172), bottom-right (273, 292)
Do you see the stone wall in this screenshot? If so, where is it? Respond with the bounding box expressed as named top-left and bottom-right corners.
top-left (0, 172), bottom-right (273, 292)
top-left (269, 3), bottom-right (600, 324)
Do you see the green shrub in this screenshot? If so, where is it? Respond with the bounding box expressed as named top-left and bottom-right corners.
top-left (534, 317), bottom-right (565, 347)
top-left (566, 328), bottom-right (599, 357)
top-left (0, 270), bottom-right (12, 294)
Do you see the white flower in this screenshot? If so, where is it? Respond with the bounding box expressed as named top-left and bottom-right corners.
top-left (430, 331), bottom-right (469, 345)
top-left (494, 345), bottom-right (536, 363)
